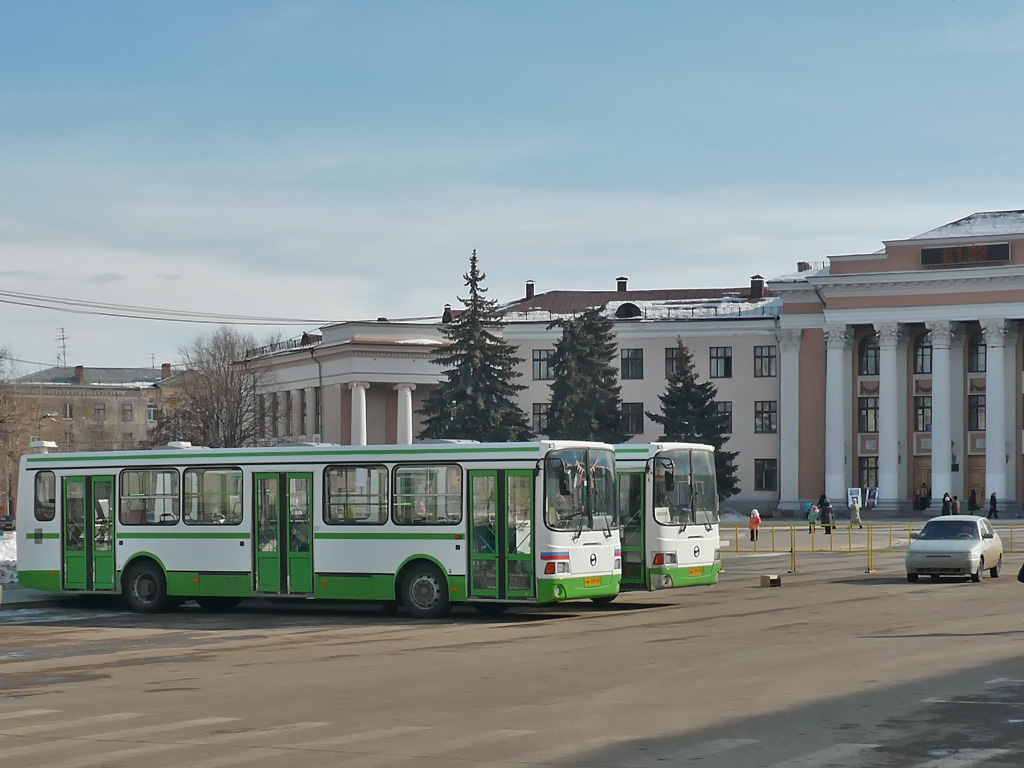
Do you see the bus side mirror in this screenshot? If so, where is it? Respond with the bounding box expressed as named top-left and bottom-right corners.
top-left (664, 471), bottom-right (675, 492)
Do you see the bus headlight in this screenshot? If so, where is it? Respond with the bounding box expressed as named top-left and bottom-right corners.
top-left (652, 552), bottom-right (677, 566)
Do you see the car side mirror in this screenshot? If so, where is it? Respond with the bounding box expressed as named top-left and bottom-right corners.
top-left (983, 532), bottom-right (994, 539)
top-left (910, 532), bottom-right (919, 540)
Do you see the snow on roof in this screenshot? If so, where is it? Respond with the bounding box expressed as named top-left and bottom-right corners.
top-left (907, 210), bottom-right (1024, 241)
top-left (504, 296), bottom-right (780, 323)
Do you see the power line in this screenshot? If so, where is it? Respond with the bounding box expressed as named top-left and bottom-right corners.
top-left (0, 289), bottom-right (442, 326)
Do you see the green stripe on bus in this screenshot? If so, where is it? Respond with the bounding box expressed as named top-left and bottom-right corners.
top-left (28, 532), bottom-right (61, 540)
top-left (25, 445), bottom-right (540, 463)
top-left (316, 532), bottom-right (461, 541)
top-left (116, 531), bottom-right (251, 540)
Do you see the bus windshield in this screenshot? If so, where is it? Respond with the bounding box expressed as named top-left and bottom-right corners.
top-left (545, 447), bottom-right (617, 532)
top-left (653, 449), bottom-right (719, 526)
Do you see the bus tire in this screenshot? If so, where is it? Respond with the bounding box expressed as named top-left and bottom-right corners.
top-left (401, 563), bottom-right (451, 619)
top-left (591, 595), bottom-right (618, 605)
top-left (196, 596), bottom-right (243, 611)
top-left (123, 561), bottom-right (168, 614)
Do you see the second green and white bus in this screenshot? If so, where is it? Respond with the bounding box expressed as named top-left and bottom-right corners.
top-left (17, 440), bottom-right (621, 618)
top-left (615, 442), bottom-right (721, 592)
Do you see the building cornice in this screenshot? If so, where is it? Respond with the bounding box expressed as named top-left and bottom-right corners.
top-left (808, 264), bottom-right (1024, 298)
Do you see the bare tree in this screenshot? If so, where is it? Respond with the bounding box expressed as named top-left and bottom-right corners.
top-left (146, 327), bottom-right (275, 448)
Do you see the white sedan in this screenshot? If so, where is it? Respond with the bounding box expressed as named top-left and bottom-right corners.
top-left (905, 515), bottom-right (1003, 583)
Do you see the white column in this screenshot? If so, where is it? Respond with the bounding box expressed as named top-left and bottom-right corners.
top-left (394, 383), bottom-right (416, 445)
top-left (777, 329), bottom-right (802, 506)
top-left (349, 382), bottom-right (369, 446)
top-left (824, 324), bottom-right (853, 501)
top-left (927, 321), bottom-right (953, 499)
top-left (877, 323), bottom-right (902, 504)
top-left (983, 319), bottom-right (1008, 502)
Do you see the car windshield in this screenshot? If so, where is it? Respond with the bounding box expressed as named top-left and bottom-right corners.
top-left (918, 520), bottom-right (979, 540)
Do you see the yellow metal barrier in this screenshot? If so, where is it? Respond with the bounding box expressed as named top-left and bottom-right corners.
top-left (721, 521), bottom-right (1024, 572)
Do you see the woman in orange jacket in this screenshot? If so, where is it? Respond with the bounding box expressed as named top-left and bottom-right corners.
top-left (748, 509), bottom-right (761, 542)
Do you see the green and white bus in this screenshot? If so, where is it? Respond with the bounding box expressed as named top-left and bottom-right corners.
top-left (17, 440), bottom-right (621, 618)
top-left (615, 442), bottom-right (721, 592)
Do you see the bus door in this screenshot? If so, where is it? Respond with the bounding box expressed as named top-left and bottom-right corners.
top-left (61, 475), bottom-right (116, 592)
top-left (254, 472), bottom-right (313, 595)
top-left (468, 469), bottom-right (534, 600)
top-left (617, 472), bottom-right (647, 589)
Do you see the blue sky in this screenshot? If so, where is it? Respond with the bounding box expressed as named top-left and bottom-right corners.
top-left (3, 1), bottom-right (1024, 368)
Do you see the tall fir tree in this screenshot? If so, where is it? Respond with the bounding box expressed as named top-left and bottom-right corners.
top-left (418, 250), bottom-right (533, 442)
top-left (546, 307), bottom-right (628, 443)
top-left (646, 339), bottom-right (739, 499)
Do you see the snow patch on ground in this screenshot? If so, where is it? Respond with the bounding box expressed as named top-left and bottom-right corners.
top-left (0, 533), bottom-right (17, 584)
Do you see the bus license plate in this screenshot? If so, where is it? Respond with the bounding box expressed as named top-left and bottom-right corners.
top-left (688, 567), bottom-right (704, 576)
top-left (584, 577), bottom-right (602, 587)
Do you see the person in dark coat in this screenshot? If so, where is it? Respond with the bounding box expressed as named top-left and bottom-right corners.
top-left (940, 493), bottom-right (952, 516)
top-left (818, 494), bottom-right (834, 535)
top-left (988, 492), bottom-right (999, 520)
top-left (968, 489), bottom-right (978, 512)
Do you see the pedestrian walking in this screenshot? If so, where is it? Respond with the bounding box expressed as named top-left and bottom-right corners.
top-left (819, 494), bottom-right (834, 535)
top-left (807, 504), bottom-right (820, 534)
top-left (951, 495), bottom-right (961, 516)
top-left (988, 492), bottom-right (999, 520)
top-left (968, 489), bottom-right (979, 512)
top-left (940, 493), bottom-right (952, 516)
top-left (749, 509), bottom-right (761, 542)
top-left (849, 498), bottom-right (863, 529)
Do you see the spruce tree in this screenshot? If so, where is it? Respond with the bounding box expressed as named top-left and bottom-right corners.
top-left (646, 339), bottom-right (739, 499)
top-left (418, 251), bottom-right (532, 442)
top-left (546, 308), bottom-right (628, 443)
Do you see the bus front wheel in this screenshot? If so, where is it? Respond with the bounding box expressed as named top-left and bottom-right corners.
top-left (124, 562), bottom-right (168, 614)
top-left (401, 564), bottom-right (451, 619)
top-left (591, 595), bottom-right (618, 605)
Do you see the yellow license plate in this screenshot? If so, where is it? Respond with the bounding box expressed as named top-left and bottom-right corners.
top-left (688, 567), bottom-right (704, 576)
top-left (584, 577), bottom-right (602, 587)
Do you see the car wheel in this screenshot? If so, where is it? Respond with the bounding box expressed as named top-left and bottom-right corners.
top-left (906, 573), bottom-right (919, 583)
top-left (971, 558), bottom-right (984, 583)
top-left (929, 574), bottom-right (941, 581)
top-left (990, 555), bottom-right (1002, 578)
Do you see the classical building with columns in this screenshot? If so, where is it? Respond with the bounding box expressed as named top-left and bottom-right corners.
top-left (770, 209), bottom-right (1024, 515)
top-left (246, 208), bottom-right (1024, 515)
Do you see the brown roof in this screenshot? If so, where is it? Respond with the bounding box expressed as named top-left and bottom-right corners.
top-left (502, 287), bottom-right (761, 316)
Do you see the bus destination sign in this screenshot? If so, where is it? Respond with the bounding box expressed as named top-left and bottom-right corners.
top-left (921, 243), bottom-right (1010, 266)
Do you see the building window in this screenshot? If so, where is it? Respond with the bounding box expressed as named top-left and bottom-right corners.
top-left (754, 345), bottom-right (777, 377)
top-left (299, 389), bottom-right (308, 433)
top-left (858, 456), bottom-right (878, 489)
top-left (532, 403), bottom-right (550, 435)
top-left (93, 404), bottom-right (105, 424)
top-left (969, 394), bottom-right (986, 431)
top-left (858, 334), bottom-right (879, 376)
top-left (716, 401), bottom-right (733, 434)
top-left (121, 403), bottom-right (133, 422)
top-left (754, 401), bottom-right (777, 434)
top-left (968, 330), bottom-right (986, 373)
top-left (532, 349), bottom-right (555, 380)
top-left (283, 391), bottom-right (293, 436)
top-left (665, 346), bottom-right (681, 379)
top-left (256, 395), bottom-right (266, 439)
top-left (710, 347), bottom-right (732, 378)
top-left (271, 393), bottom-right (279, 438)
top-left (914, 395), bottom-right (932, 433)
top-left (914, 332), bottom-right (932, 375)
top-left (858, 397), bottom-right (879, 433)
top-left (621, 348), bottom-right (644, 380)
top-left (64, 402), bottom-right (74, 420)
top-left (146, 400), bottom-right (157, 422)
top-left (754, 459), bottom-right (778, 491)
top-left (314, 386), bottom-right (322, 435)
top-left (621, 402), bottom-right (644, 435)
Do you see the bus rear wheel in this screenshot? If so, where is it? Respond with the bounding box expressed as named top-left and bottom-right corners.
top-left (401, 564), bottom-right (451, 619)
top-left (123, 561), bottom-right (168, 614)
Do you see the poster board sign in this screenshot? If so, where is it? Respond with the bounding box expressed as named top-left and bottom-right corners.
top-left (847, 487), bottom-right (862, 507)
top-left (866, 487), bottom-right (879, 508)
